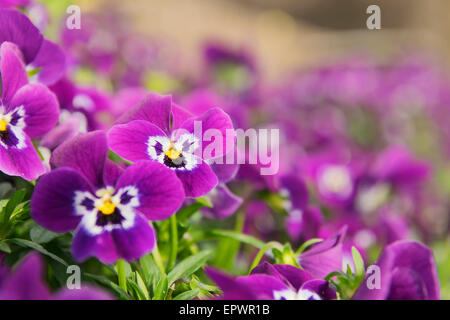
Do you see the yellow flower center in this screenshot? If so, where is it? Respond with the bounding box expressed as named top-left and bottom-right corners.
top-left (165, 143), bottom-right (181, 160)
top-left (95, 187), bottom-right (116, 215)
top-left (97, 200), bottom-right (116, 215)
top-left (0, 119), bottom-right (8, 132)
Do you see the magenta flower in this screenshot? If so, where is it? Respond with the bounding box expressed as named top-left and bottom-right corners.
top-left (31, 131), bottom-right (185, 263)
top-left (108, 93), bottom-right (234, 197)
top-left (0, 8), bottom-right (65, 85)
top-left (0, 41), bottom-right (59, 180)
top-left (207, 262), bottom-right (336, 300)
top-left (353, 241), bottom-right (440, 300)
top-left (0, 253), bottom-right (112, 300)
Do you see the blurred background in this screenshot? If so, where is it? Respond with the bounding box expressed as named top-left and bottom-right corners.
top-left (66, 0), bottom-right (450, 83)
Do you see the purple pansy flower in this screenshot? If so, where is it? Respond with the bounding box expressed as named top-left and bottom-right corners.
top-left (0, 41), bottom-right (59, 180)
top-left (353, 241), bottom-right (440, 300)
top-left (0, 8), bottom-right (65, 85)
top-left (31, 131), bottom-right (185, 263)
top-left (0, 252), bottom-right (112, 300)
top-left (108, 93), bottom-right (235, 197)
top-left (207, 262), bottom-right (336, 300)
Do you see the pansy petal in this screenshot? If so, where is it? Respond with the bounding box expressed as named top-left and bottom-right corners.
top-left (300, 280), bottom-right (337, 300)
top-left (0, 253), bottom-right (51, 300)
top-left (386, 241), bottom-right (440, 300)
top-left (205, 267), bottom-right (258, 300)
top-left (0, 41), bottom-right (28, 106)
top-left (176, 159), bottom-right (218, 197)
top-left (178, 108), bottom-right (234, 160)
top-left (31, 168), bottom-right (91, 232)
top-left (111, 213), bottom-right (156, 262)
top-left (29, 39), bottom-right (66, 85)
top-left (235, 274), bottom-right (288, 300)
top-left (202, 184), bottom-right (242, 219)
top-left (299, 226), bottom-right (347, 278)
top-left (72, 213), bottom-right (155, 264)
top-left (251, 262), bottom-right (313, 291)
top-left (209, 157), bottom-right (239, 183)
top-left (115, 93), bottom-right (172, 134)
top-left (171, 103), bottom-right (193, 130)
top-left (103, 159), bottom-right (125, 187)
top-left (0, 137), bottom-right (46, 180)
top-left (51, 131), bottom-right (107, 188)
top-left (387, 268), bottom-right (427, 300)
top-left (0, 9), bottom-right (43, 63)
top-left (353, 241), bottom-right (440, 300)
top-left (115, 160), bottom-right (185, 220)
top-left (108, 120), bottom-right (167, 162)
top-left (9, 83), bottom-right (59, 138)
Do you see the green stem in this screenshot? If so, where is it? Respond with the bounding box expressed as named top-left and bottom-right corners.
top-left (117, 259), bottom-right (127, 293)
top-left (248, 241), bottom-right (284, 274)
top-left (167, 214), bottom-right (178, 271)
top-left (295, 238), bottom-right (323, 256)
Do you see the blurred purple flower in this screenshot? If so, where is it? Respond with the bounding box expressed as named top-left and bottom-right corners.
top-left (0, 253), bottom-right (112, 300)
top-left (0, 8), bottom-right (65, 85)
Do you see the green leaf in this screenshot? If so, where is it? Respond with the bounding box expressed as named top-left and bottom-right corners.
top-left (1, 189), bottom-right (26, 223)
top-left (248, 241), bottom-right (284, 273)
top-left (177, 203), bottom-right (204, 225)
top-left (352, 246), bottom-right (365, 278)
top-left (195, 196), bottom-right (213, 208)
top-left (0, 241), bottom-right (11, 253)
top-left (139, 254), bottom-right (160, 287)
top-left (127, 278), bottom-right (148, 300)
top-left (135, 271), bottom-right (150, 300)
top-left (7, 238), bottom-right (68, 266)
top-left (167, 250), bottom-right (213, 285)
top-left (295, 238), bottom-right (323, 255)
top-left (173, 288), bottom-right (201, 300)
top-left (280, 243), bottom-right (300, 267)
top-left (153, 274), bottom-right (168, 300)
top-left (30, 225), bottom-right (60, 244)
top-left (206, 230), bottom-right (265, 249)
top-left (84, 273), bottom-right (131, 300)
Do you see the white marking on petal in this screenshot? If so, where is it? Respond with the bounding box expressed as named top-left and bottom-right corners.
top-left (147, 134), bottom-right (201, 171)
top-left (0, 106), bottom-right (26, 150)
top-left (73, 186), bottom-right (141, 235)
top-left (273, 288), bottom-right (322, 300)
top-left (147, 135), bottom-right (170, 161)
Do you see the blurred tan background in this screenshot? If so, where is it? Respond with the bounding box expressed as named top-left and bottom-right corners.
top-left (77, 0), bottom-right (450, 83)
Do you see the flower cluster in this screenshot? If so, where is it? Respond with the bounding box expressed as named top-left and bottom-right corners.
top-left (0, 4), bottom-right (447, 301)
